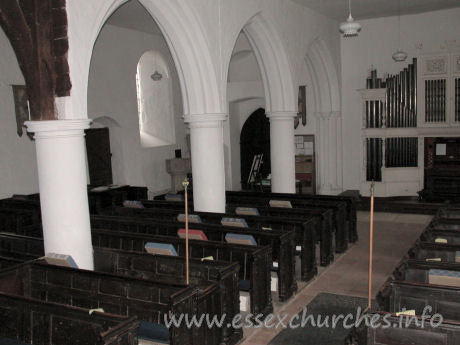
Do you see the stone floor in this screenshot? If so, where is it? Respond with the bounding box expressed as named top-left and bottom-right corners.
top-left (239, 211), bottom-right (433, 345)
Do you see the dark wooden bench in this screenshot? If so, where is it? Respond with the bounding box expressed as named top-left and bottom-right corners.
top-left (159, 190), bottom-right (358, 245)
top-left (393, 259), bottom-right (460, 287)
top-left (88, 185), bottom-right (148, 213)
top-left (139, 199), bottom-right (333, 267)
top-left (108, 205), bottom-right (317, 282)
top-left (0, 292), bottom-right (138, 345)
top-left (0, 260), bottom-right (220, 345)
top-left (345, 311), bottom-right (460, 345)
top-left (223, 190), bottom-right (357, 244)
top-left (223, 194), bottom-right (349, 253)
top-left (90, 214), bottom-right (297, 302)
top-left (0, 208), bottom-right (40, 232)
top-left (155, 192), bottom-right (350, 254)
top-left (420, 228), bottom-right (460, 246)
top-left (91, 228), bottom-right (273, 317)
top-left (0, 232), bottom-right (242, 345)
top-left (408, 241), bottom-right (460, 264)
top-left (377, 278), bottom-right (460, 321)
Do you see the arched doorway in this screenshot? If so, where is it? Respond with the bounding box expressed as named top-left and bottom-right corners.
top-left (87, 0), bottom-right (186, 196)
top-left (240, 108), bottom-right (271, 189)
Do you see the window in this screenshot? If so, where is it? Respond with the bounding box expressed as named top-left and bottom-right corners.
top-left (136, 50), bottom-right (175, 147)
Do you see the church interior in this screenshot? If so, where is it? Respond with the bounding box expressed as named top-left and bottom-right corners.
top-left (1, 0), bottom-right (460, 344)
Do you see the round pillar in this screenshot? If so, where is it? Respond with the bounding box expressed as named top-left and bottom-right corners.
top-left (267, 112), bottom-right (296, 193)
top-left (25, 119), bottom-right (94, 270)
top-left (184, 114), bottom-right (227, 213)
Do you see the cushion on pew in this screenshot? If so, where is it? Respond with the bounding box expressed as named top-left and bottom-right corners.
top-left (235, 207), bottom-right (260, 216)
top-left (90, 186), bottom-right (110, 192)
top-left (177, 214), bottom-right (202, 223)
top-left (435, 238), bottom-right (448, 244)
top-left (221, 217), bottom-right (248, 228)
top-left (269, 200), bottom-right (293, 208)
top-left (138, 321), bottom-right (170, 344)
top-left (225, 233), bottom-right (257, 246)
top-left (429, 269), bottom-right (460, 287)
top-left (165, 194), bottom-right (184, 202)
top-left (122, 200), bottom-right (144, 209)
top-left (145, 243), bottom-right (178, 256)
top-left (44, 253), bottom-right (78, 268)
top-left (177, 229), bottom-right (208, 241)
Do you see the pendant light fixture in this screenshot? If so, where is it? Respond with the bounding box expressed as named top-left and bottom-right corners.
top-left (340, 0), bottom-right (361, 37)
top-left (392, 0), bottom-right (407, 62)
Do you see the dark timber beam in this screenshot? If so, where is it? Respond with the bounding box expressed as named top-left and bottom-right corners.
top-left (0, 0), bottom-right (71, 121)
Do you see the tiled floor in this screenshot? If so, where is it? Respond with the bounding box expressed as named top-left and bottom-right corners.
top-left (239, 211), bottom-right (433, 345)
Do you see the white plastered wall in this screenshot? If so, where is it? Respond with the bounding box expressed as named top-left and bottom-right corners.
top-left (341, 8), bottom-right (460, 194)
top-left (0, 27), bottom-right (38, 198)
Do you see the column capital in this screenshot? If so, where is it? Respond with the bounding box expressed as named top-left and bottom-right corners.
top-left (183, 113), bottom-right (227, 128)
top-left (266, 111), bottom-right (297, 120)
top-left (25, 119), bottom-right (92, 139)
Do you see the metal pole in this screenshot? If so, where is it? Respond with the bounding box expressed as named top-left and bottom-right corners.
top-left (368, 181), bottom-right (375, 311)
top-left (182, 178), bottom-right (190, 285)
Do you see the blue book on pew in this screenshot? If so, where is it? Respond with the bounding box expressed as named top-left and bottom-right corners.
top-left (177, 214), bottom-right (202, 223)
top-left (145, 243), bottom-right (178, 256)
top-left (165, 194), bottom-right (184, 202)
top-left (225, 233), bottom-right (257, 246)
top-left (235, 207), bottom-right (260, 216)
top-left (221, 217), bottom-right (248, 228)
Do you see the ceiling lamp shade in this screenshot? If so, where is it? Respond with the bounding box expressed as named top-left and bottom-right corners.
top-left (392, 49), bottom-right (408, 62)
top-left (392, 0), bottom-right (407, 62)
top-left (340, 0), bottom-right (361, 37)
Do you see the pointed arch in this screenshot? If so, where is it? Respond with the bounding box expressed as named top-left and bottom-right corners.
top-left (224, 12), bottom-right (297, 114)
top-left (305, 38), bottom-right (340, 116)
top-left (75, 0), bottom-right (221, 119)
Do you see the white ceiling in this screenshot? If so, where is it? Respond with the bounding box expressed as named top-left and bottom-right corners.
top-left (106, 0), bottom-right (460, 34)
top-left (291, 0), bottom-right (460, 21)
top-left (107, 1), bottom-right (161, 35)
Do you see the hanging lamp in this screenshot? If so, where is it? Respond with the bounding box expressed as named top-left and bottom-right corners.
top-left (340, 0), bottom-right (361, 37)
top-left (392, 0), bottom-right (407, 62)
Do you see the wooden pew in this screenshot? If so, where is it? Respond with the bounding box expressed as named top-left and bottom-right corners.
top-left (109, 205), bottom-right (318, 281)
top-left (0, 260), bottom-right (220, 345)
top-left (0, 208), bottom-right (40, 232)
top-left (0, 227), bottom-right (273, 318)
top-left (88, 185), bottom-right (148, 213)
top-left (157, 190), bottom-right (358, 245)
top-left (393, 259), bottom-right (460, 288)
top-left (139, 199), bottom-right (333, 267)
top-left (222, 194), bottom-right (349, 253)
top-left (420, 228), bottom-right (460, 246)
top-left (0, 232), bottom-right (242, 345)
top-left (91, 229), bottom-right (273, 317)
top-left (154, 192), bottom-right (349, 254)
top-left (345, 311), bottom-right (460, 345)
top-left (223, 190), bottom-right (357, 244)
top-left (90, 214), bottom-right (297, 302)
top-left (377, 278), bottom-right (460, 321)
top-left (408, 241), bottom-right (460, 264)
top-left (0, 293), bottom-right (138, 345)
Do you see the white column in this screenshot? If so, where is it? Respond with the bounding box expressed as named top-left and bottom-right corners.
top-left (25, 120), bottom-right (94, 270)
top-left (316, 112), bottom-right (343, 195)
top-left (184, 114), bottom-right (227, 213)
top-left (267, 112), bottom-right (296, 193)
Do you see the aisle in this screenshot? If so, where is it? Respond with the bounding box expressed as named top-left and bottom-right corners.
top-left (240, 211), bottom-right (432, 345)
